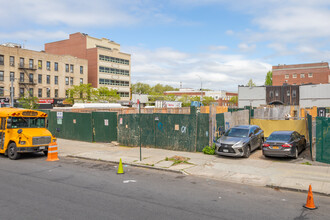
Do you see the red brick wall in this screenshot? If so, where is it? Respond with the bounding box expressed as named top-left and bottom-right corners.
top-left (86, 48), bottom-right (98, 88)
top-left (45, 33), bottom-right (87, 59)
top-left (272, 62), bottom-right (330, 86)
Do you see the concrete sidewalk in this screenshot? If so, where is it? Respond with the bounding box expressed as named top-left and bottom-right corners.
top-left (57, 139), bottom-right (330, 196)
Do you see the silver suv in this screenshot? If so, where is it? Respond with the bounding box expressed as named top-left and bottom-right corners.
top-left (215, 125), bottom-right (264, 158)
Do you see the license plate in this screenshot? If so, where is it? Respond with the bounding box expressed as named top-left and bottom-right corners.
top-left (223, 149), bottom-right (229, 152)
top-left (39, 146), bottom-right (45, 150)
top-left (272, 146), bottom-right (279, 149)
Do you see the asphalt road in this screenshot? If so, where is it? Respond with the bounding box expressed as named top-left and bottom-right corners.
top-left (0, 153), bottom-right (329, 220)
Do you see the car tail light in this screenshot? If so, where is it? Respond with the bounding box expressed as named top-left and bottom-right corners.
top-left (263, 143), bottom-right (270, 147)
top-left (282, 144), bottom-right (292, 148)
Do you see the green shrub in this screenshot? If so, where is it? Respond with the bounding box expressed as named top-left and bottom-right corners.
top-left (202, 143), bottom-right (216, 155)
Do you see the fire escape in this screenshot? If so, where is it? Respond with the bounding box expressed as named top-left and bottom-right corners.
top-left (18, 62), bottom-right (37, 97)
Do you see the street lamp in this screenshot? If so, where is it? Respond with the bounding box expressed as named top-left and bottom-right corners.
top-left (196, 75), bottom-right (203, 102)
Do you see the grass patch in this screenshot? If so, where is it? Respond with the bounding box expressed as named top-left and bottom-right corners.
top-left (301, 162), bottom-right (312, 166)
top-left (165, 156), bottom-right (191, 165)
top-left (202, 143), bottom-right (216, 155)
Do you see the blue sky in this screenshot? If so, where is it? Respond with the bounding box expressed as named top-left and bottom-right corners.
top-left (1, 0), bottom-right (330, 91)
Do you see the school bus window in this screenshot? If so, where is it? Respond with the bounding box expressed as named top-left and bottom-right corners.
top-left (0, 118), bottom-right (5, 130)
top-left (10, 117), bottom-right (46, 128)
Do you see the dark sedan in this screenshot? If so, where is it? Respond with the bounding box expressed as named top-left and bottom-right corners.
top-left (262, 131), bottom-right (306, 159)
top-left (215, 125), bottom-right (264, 158)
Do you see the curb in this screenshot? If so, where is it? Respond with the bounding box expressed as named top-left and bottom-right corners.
top-left (67, 155), bottom-right (185, 175)
top-left (266, 185), bottom-right (330, 197)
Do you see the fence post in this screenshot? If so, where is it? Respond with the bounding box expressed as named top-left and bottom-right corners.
top-left (209, 104), bottom-right (216, 146)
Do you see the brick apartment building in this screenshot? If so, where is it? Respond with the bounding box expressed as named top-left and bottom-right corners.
top-left (272, 62), bottom-right (330, 86)
top-left (45, 33), bottom-right (131, 101)
top-left (0, 43), bottom-right (87, 103)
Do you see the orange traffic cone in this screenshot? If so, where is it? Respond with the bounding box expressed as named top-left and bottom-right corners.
top-left (303, 185), bottom-right (317, 210)
top-left (46, 141), bottom-right (59, 162)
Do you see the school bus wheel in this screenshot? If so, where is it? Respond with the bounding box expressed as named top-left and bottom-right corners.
top-left (8, 142), bottom-right (20, 160)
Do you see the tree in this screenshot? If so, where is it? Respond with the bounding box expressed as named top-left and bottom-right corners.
top-left (177, 95), bottom-right (191, 107)
top-left (229, 96), bottom-right (238, 106)
top-left (202, 96), bottom-right (215, 106)
top-left (132, 82), bottom-right (151, 94)
top-left (19, 96), bottom-right (39, 109)
top-left (265, 71), bottom-right (273, 86)
top-left (246, 79), bottom-right (256, 87)
top-left (96, 87), bottom-right (120, 102)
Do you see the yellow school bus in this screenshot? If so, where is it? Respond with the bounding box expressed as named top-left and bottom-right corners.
top-left (0, 108), bottom-right (56, 160)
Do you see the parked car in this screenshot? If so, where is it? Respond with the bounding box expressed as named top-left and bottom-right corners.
top-left (262, 131), bottom-right (306, 159)
top-left (215, 125), bottom-right (264, 158)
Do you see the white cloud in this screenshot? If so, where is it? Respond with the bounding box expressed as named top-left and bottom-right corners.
top-left (208, 45), bottom-right (228, 51)
top-left (129, 46), bottom-right (271, 91)
top-left (225, 30), bottom-right (234, 35)
top-left (238, 43), bottom-right (256, 52)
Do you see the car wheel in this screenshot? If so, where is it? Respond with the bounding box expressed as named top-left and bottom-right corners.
top-left (8, 142), bottom-right (20, 160)
top-left (293, 147), bottom-right (298, 159)
top-left (43, 151), bottom-right (48, 156)
top-left (244, 145), bottom-right (251, 158)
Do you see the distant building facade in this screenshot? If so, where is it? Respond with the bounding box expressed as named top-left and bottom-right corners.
top-left (0, 43), bottom-right (88, 102)
top-left (238, 86), bottom-right (266, 108)
top-left (45, 33), bottom-right (131, 101)
top-left (272, 62), bottom-right (330, 86)
top-left (266, 85), bottom-right (299, 106)
top-left (164, 89), bottom-right (237, 106)
top-left (300, 84), bottom-right (330, 108)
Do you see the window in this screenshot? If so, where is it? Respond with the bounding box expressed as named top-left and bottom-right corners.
top-left (47, 75), bottom-right (50, 84)
top-left (10, 56), bottom-right (14, 66)
top-left (292, 90), bottom-right (296, 98)
top-left (285, 74), bottom-right (289, 79)
top-left (55, 89), bottom-right (58, 98)
top-left (46, 61), bottom-right (50, 70)
top-left (80, 66), bottom-right (83, 74)
top-left (47, 88), bottom-right (50, 98)
top-left (0, 55), bottom-right (4, 65)
top-left (293, 74), bottom-right (297, 78)
top-left (20, 73), bottom-right (24, 82)
top-left (38, 88), bottom-right (42, 98)
top-left (99, 66), bottom-right (130, 76)
top-left (54, 62), bottom-right (58, 71)
top-left (80, 78), bottom-right (83, 84)
top-left (0, 87), bottom-right (3, 96)
top-left (98, 78), bottom-right (130, 86)
top-left (99, 54), bottom-right (130, 65)
top-left (20, 88), bottom-right (24, 97)
top-left (29, 59), bottom-right (33, 69)
top-left (38, 60), bottom-right (42, 69)
top-left (29, 88), bottom-right (33, 96)
top-left (300, 73), bottom-right (305, 78)
top-left (275, 90), bottom-right (279, 97)
top-left (65, 64), bottom-right (69, 72)
top-left (287, 90), bottom-right (290, 97)
top-left (70, 64), bottom-right (74, 73)
top-left (308, 73), bottom-right (313, 78)
top-left (65, 77), bottom-right (69, 85)
top-left (70, 77), bottom-right (73, 85)
top-left (38, 74), bottom-right (42, 84)
top-left (20, 58), bottom-right (24, 67)
top-left (10, 72), bottom-right (14, 81)
top-left (54, 76), bottom-right (58, 85)
top-left (269, 91), bottom-right (274, 98)
top-left (29, 73), bottom-right (34, 83)
top-left (0, 71), bottom-right (4, 81)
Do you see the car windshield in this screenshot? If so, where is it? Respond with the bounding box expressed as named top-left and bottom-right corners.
top-left (267, 133), bottom-right (291, 142)
top-left (224, 128), bottom-right (249, 138)
top-left (10, 117), bottom-right (46, 128)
